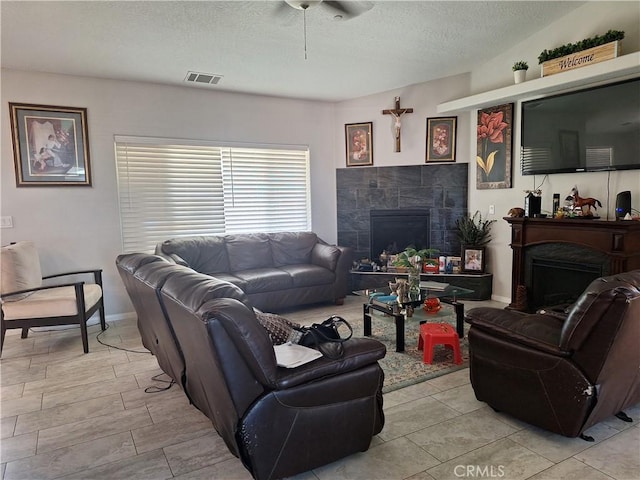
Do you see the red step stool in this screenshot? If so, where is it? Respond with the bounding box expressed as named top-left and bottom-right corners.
top-left (417, 323), bottom-right (462, 365)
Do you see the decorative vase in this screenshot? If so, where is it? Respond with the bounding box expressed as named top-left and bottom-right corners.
top-left (514, 69), bottom-right (527, 84)
top-left (407, 268), bottom-right (421, 301)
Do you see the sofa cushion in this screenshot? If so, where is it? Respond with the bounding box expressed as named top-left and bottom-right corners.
top-left (211, 273), bottom-right (248, 291)
top-left (1, 241), bottom-right (42, 301)
top-left (279, 264), bottom-right (335, 288)
top-left (270, 232), bottom-right (318, 267)
top-left (160, 236), bottom-right (230, 274)
top-left (233, 268), bottom-right (293, 294)
top-left (226, 234), bottom-right (273, 271)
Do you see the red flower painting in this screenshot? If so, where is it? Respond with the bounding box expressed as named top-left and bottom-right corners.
top-left (477, 110), bottom-right (508, 181)
top-left (476, 104), bottom-right (513, 189)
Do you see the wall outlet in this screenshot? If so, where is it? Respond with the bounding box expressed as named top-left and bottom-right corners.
top-left (0, 216), bottom-right (14, 228)
top-left (489, 205), bottom-right (495, 215)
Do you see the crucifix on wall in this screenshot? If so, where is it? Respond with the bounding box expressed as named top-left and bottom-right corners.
top-left (382, 96), bottom-right (413, 152)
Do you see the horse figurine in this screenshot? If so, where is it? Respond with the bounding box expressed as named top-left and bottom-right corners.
top-left (570, 186), bottom-right (602, 215)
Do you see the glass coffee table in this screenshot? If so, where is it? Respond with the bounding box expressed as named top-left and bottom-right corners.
top-left (354, 283), bottom-right (473, 352)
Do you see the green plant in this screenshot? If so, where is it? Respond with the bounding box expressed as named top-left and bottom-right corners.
top-left (512, 61), bottom-right (528, 71)
top-left (455, 211), bottom-right (496, 246)
top-left (538, 30), bottom-right (624, 63)
top-left (393, 247), bottom-right (440, 268)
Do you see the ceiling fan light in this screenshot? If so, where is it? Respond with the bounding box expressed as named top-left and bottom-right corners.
top-left (285, 0), bottom-right (323, 10)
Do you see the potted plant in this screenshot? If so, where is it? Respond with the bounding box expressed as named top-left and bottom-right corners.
top-left (455, 211), bottom-right (496, 247)
top-left (394, 247), bottom-right (439, 273)
top-left (512, 61), bottom-right (529, 84)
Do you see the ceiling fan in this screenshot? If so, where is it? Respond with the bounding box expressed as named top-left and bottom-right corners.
top-left (283, 1), bottom-right (373, 20)
top-left (278, 1), bottom-right (373, 59)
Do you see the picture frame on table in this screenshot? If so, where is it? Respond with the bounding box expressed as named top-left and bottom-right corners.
top-left (9, 103), bottom-right (91, 186)
top-left (426, 116), bottom-right (457, 162)
top-left (462, 246), bottom-right (485, 274)
top-left (345, 122), bottom-right (373, 167)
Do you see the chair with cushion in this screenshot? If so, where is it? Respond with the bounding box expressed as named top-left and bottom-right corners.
top-left (464, 270), bottom-right (640, 439)
top-left (1, 241), bottom-right (105, 355)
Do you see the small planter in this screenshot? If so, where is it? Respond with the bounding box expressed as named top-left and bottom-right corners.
top-left (513, 69), bottom-right (527, 84)
top-left (541, 40), bottom-right (620, 77)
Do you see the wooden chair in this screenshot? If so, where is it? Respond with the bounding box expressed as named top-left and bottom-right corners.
top-left (0, 241), bottom-right (105, 356)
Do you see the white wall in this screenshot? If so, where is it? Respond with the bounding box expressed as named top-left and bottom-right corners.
top-left (1, 72), bottom-right (336, 316)
top-left (332, 74), bottom-right (471, 168)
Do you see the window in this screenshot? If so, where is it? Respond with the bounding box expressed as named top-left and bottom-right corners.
top-left (115, 136), bottom-right (310, 253)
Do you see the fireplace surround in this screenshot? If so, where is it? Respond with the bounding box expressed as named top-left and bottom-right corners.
top-left (506, 217), bottom-right (640, 312)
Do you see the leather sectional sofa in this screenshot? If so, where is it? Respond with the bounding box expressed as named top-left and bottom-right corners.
top-left (155, 232), bottom-right (353, 312)
top-left (116, 252), bottom-right (386, 480)
top-left (465, 270), bottom-right (640, 439)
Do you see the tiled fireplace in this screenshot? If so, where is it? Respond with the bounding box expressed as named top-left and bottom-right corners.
top-left (336, 164), bottom-right (468, 262)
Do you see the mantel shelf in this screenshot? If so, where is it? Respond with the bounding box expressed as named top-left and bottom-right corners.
top-left (437, 51), bottom-right (640, 114)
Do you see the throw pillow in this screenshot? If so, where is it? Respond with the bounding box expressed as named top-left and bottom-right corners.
top-left (255, 311), bottom-right (302, 345)
top-left (1, 241), bottom-right (43, 301)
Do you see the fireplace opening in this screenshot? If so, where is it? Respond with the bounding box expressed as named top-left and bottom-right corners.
top-left (531, 259), bottom-right (603, 311)
top-left (370, 209), bottom-right (430, 262)
top-left (525, 244), bottom-right (607, 312)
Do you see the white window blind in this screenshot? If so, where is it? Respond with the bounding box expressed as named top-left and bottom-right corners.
top-left (222, 148), bottom-right (311, 233)
top-left (115, 136), bottom-right (310, 253)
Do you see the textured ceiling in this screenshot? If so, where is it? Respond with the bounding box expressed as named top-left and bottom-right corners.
top-left (1, 1), bottom-right (584, 101)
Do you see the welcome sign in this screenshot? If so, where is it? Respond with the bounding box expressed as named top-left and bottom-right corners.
top-left (541, 41), bottom-right (619, 77)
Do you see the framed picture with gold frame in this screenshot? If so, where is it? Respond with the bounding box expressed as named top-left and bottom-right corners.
top-left (345, 122), bottom-right (373, 167)
top-left (426, 116), bottom-right (457, 162)
top-left (9, 103), bottom-right (91, 186)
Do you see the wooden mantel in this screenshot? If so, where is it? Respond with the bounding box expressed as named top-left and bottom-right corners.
top-left (505, 217), bottom-right (640, 307)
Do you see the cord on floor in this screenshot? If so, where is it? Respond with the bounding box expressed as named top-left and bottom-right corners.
top-left (144, 372), bottom-right (175, 393)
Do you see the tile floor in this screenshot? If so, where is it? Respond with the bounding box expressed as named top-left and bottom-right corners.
top-left (1, 296), bottom-right (638, 480)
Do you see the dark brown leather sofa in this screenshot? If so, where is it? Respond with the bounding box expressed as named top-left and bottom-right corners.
top-left (465, 270), bottom-right (640, 439)
top-left (116, 253), bottom-right (386, 480)
top-left (155, 232), bottom-right (353, 312)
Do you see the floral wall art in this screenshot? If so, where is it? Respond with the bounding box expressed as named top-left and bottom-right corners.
top-left (476, 103), bottom-right (513, 189)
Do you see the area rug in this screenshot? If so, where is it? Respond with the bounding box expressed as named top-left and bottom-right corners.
top-left (277, 296), bottom-right (470, 393)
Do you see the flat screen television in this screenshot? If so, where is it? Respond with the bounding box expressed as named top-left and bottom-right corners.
top-left (521, 78), bottom-right (640, 175)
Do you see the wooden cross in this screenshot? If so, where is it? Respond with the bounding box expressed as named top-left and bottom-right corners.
top-left (382, 96), bottom-right (414, 152)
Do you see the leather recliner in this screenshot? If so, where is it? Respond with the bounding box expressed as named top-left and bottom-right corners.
top-left (464, 270), bottom-right (640, 439)
top-left (116, 253), bottom-right (386, 480)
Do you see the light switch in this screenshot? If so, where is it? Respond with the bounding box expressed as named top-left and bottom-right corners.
top-left (0, 216), bottom-right (14, 228)
top-left (489, 205), bottom-right (495, 215)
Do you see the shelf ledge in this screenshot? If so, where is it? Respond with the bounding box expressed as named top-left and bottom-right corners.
top-left (437, 52), bottom-right (640, 114)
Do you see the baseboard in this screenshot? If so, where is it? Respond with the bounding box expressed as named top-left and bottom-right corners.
top-left (492, 294), bottom-right (510, 304)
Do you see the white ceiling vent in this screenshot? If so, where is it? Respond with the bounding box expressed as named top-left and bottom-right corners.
top-left (184, 71), bottom-right (223, 86)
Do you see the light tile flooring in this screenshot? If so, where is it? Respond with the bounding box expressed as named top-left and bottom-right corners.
top-left (1, 296), bottom-right (638, 480)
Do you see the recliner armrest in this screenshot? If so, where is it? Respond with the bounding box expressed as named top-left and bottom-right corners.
top-left (465, 307), bottom-right (569, 357)
top-left (274, 337), bottom-right (386, 389)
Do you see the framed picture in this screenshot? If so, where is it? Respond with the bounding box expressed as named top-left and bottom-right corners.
top-left (462, 246), bottom-right (485, 273)
top-left (476, 103), bottom-right (513, 190)
top-left (426, 116), bottom-right (456, 162)
top-left (345, 122), bottom-right (373, 167)
top-left (9, 103), bottom-right (91, 186)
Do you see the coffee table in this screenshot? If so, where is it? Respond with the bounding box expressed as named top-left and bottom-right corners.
top-left (354, 283), bottom-right (473, 352)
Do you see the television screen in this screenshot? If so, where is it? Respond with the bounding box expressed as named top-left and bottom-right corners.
top-left (521, 78), bottom-right (640, 175)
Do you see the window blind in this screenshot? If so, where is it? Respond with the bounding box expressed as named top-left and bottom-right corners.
top-left (222, 148), bottom-right (311, 233)
top-left (115, 137), bottom-right (310, 253)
